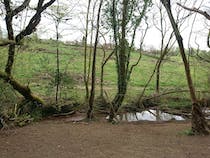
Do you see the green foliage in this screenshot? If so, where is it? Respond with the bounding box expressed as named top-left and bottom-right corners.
top-left (0, 39), bottom-right (209, 109)
top-left (0, 80), bottom-right (18, 118)
top-left (14, 114), bottom-right (34, 127)
top-left (181, 129), bottom-right (195, 136)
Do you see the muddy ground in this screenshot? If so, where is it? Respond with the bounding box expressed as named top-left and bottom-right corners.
top-left (0, 114), bottom-right (210, 158)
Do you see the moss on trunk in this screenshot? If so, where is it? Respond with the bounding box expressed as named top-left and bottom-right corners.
top-left (0, 71), bottom-right (43, 105)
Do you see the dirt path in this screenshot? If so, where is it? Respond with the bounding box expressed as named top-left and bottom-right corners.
top-left (0, 115), bottom-right (210, 158)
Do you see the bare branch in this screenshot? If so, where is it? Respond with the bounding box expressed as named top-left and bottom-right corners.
top-left (15, 0), bottom-right (56, 43)
top-left (177, 3), bottom-right (210, 20)
top-left (13, 0), bottom-right (30, 16)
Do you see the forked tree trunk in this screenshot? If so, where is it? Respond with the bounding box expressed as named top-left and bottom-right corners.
top-left (161, 0), bottom-right (209, 135)
top-left (87, 0), bottom-right (103, 119)
top-left (109, 0), bottom-right (128, 121)
top-left (0, 0), bottom-right (56, 105)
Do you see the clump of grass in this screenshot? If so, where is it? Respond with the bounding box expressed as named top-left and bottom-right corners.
top-left (14, 114), bottom-right (34, 127)
top-left (180, 129), bottom-right (195, 136)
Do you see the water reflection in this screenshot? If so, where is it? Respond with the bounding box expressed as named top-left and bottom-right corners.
top-left (106, 109), bottom-right (210, 122)
top-left (116, 110), bottom-right (185, 122)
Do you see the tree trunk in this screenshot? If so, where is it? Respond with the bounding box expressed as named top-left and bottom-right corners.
top-left (0, 71), bottom-right (43, 105)
top-left (84, 0), bottom-right (92, 101)
top-left (156, 61), bottom-right (161, 94)
top-left (109, 86), bottom-right (127, 121)
top-left (87, 0), bottom-right (103, 119)
top-left (208, 29), bottom-right (210, 48)
top-left (4, 3), bottom-right (15, 75)
top-left (109, 0), bottom-right (128, 121)
top-left (161, 0), bottom-right (209, 135)
top-left (5, 44), bottom-right (15, 75)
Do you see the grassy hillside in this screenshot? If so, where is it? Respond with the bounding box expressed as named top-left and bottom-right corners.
top-left (0, 38), bottom-right (209, 107)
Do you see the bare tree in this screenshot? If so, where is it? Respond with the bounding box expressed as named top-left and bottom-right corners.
top-left (161, 0), bottom-right (209, 135)
top-left (46, 0), bottom-right (71, 103)
top-left (83, 0), bottom-right (92, 101)
top-left (87, 0), bottom-right (104, 119)
top-left (153, 2), bottom-right (174, 94)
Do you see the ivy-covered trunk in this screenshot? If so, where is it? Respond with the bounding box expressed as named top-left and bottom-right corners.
top-left (107, 0), bottom-right (151, 121)
top-left (109, 0), bottom-right (128, 121)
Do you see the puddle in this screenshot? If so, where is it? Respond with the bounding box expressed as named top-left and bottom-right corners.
top-left (109, 109), bottom-right (210, 122)
top-left (108, 110), bottom-right (185, 122)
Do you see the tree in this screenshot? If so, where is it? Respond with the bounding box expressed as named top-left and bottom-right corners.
top-left (104, 0), bottom-right (151, 121)
top-left (83, 0), bottom-right (91, 101)
top-left (153, 2), bottom-right (173, 94)
top-left (161, 0), bottom-right (209, 135)
top-left (176, 3), bottom-right (210, 48)
top-left (153, 0), bottom-right (189, 95)
top-left (46, 0), bottom-right (71, 103)
top-left (0, 0), bottom-right (56, 105)
top-left (87, 0), bottom-right (104, 119)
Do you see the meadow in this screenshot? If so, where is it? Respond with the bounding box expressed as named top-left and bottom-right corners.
top-left (0, 38), bottom-right (209, 109)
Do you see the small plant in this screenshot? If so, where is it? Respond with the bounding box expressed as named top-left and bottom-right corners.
top-left (14, 114), bottom-right (34, 127)
top-left (181, 129), bottom-right (195, 136)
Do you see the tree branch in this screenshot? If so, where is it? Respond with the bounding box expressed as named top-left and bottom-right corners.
top-left (177, 3), bottom-right (210, 20)
top-left (3, 0), bottom-right (11, 13)
top-left (15, 0), bottom-right (56, 43)
top-left (12, 0), bottom-right (30, 16)
top-left (41, 0), bottom-right (56, 12)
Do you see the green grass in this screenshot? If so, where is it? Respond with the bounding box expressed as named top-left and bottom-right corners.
top-left (0, 38), bottom-right (209, 107)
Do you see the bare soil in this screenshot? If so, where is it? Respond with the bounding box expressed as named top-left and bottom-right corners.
top-left (0, 113), bottom-right (210, 158)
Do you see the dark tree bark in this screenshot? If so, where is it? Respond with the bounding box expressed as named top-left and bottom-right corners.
top-left (161, 0), bottom-right (209, 135)
top-left (101, 50), bottom-right (115, 97)
top-left (208, 29), bottom-right (210, 48)
top-left (87, 0), bottom-right (104, 119)
top-left (1, 0), bottom-right (56, 105)
top-left (55, 23), bottom-right (60, 103)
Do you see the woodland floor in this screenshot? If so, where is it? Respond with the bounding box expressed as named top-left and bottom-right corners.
top-left (0, 113), bottom-right (210, 158)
